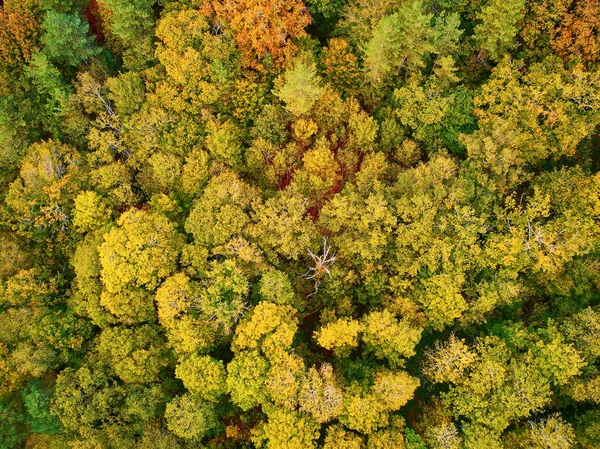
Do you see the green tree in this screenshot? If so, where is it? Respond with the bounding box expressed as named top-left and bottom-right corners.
top-left (97, 325), bottom-right (169, 384)
top-left (275, 61), bottom-right (324, 116)
top-left (51, 362), bottom-right (126, 434)
top-left (164, 393), bottom-right (218, 440)
top-left (473, 0), bottom-right (525, 62)
top-left (185, 172), bottom-right (259, 250)
top-left (22, 379), bottom-right (62, 434)
top-left (101, 0), bottom-right (156, 68)
top-left (0, 399), bottom-right (25, 449)
top-left (42, 11), bottom-right (100, 66)
top-left (250, 188), bottom-right (318, 261)
top-left (364, 2), bottom-right (434, 83)
top-left (226, 349), bottom-right (269, 411)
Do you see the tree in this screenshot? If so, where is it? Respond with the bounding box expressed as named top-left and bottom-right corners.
top-left (51, 362), bottom-right (127, 434)
top-left (210, 0), bottom-right (311, 70)
top-left (99, 209), bottom-right (183, 294)
top-left (106, 71), bottom-right (145, 116)
top-left (552, 0), bottom-right (600, 66)
top-left (226, 349), bottom-right (269, 410)
top-left (522, 414), bottom-right (575, 449)
top-left (361, 310), bottom-right (422, 366)
top-left (232, 301), bottom-right (297, 354)
top-left (70, 229), bottom-right (116, 327)
top-left (42, 11), bottom-right (101, 66)
top-left (0, 398), bottom-right (25, 449)
top-left (97, 325), bottom-right (169, 384)
top-left (185, 172), bottom-right (259, 250)
top-left (340, 389), bottom-right (389, 435)
top-left (266, 351), bottom-right (305, 409)
top-left (319, 182), bottom-right (396, 266)
top-left (100, 0), bottom-right (156, 68)
top-left (372, 370), bottom-right (420, 411)
top-left (23, 52), bottom-right (72, 137)
top-left (258, 269), bottom-right (297, 306)
top-left (293, 136), bottom-right (341, 203)
top-left (164, 393), bottom-right (218, 440)
top-left (367, 424), bottom-right (408, 449)
top-left (364, 3), bottom-right (434, 83)
top-left (298, 364), bottom-right (344, 423)
top-left (323, 425), bottom-right (364, 449)
top-left (0, 0), bottom-right (42, 88)
top-left (424, 331), bottom-right (584, 436)
top-left (97, 209), bottom-right (183, 324)
top-left (422, 335), bottom-right (478, 384)
top-left (336, 0), bottom-right (404, 46)
top-left (274, 61), bottom-right (324, 116)
top-left (181, 147), bottom-right (211, 198)
top-left (21, 379), bottom-right (62, 434)
top-left (473, 0), bottom-right (525, 62)
top-left (199, 260), bottom-right (249, 334)
top-left (250, 188), bottom-right (318, 261)
top-left (155, 273), bottom-right (220, 355)
top-left (175, 354), bottom-right (227, 402)
top-left (322, 38), bottom-right (361, 97)
top-left (316, 317), bottom-right (362, 357)
top-left (252, 406), bottom-right (320, 449)
top-left (5, 139), bottom-right (83, 245)
top-left (73, 190), bottom-right (111, 233)
top-left (205, 119), bottom-right (243, 169)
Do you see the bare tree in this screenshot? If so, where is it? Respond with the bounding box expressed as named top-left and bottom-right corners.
top-left (301, 237), bottom-right (336, 297)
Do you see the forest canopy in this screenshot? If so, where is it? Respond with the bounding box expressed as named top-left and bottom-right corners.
top-left (0, 0), bottom-right (600, 448)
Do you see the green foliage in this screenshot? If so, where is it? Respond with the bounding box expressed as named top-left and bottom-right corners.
top-left (474, 0), bottom-right (525, 61)
top-left (97, 325), bottom-right (169, 384)
top-left (200, 260), bottom-right (249, 334)
top-left (2, 1), bottom-right (600, 447)
top-left (0, 399), bottom-right (25, 449)
top-left (51, 362), bottom-right (126, 433)
top-left (258, 269), bottom-right (296, 305)
top-left (42, 11), bottom-right (101, 66)
top-left (364, 2), bottom-right (434, 83)
top-left (101, 0), bottom-right (156, 68)
top-left (22, 380), bottom-right (62, 434)
top-left (274, 61), bottom-right (324, 116)
top-left (164, 393), bottom-right (218, 440)
top-left (184, 172), bottom-right (259, 249)
top-left (226, 349), bottom-right (269, 411)
top-left (250, 188), bottom-right (318, 260)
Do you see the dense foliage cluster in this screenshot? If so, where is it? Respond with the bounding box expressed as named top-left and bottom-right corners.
top-left (0, 0), bottom-right (599, 448)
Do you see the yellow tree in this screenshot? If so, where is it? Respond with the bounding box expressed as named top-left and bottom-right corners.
top-left (5, 140), bottom-right (83, 246)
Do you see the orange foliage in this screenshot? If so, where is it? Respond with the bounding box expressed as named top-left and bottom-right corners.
top-left (0, 0), bottom-right (41, 70)
top-left (552, 0), bottom-right (600, 65)
top-left (207, 0), bottom-right (312, 71)
top-left (522, 0), bottom-right (600, 65)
